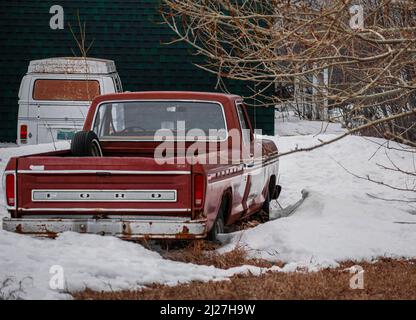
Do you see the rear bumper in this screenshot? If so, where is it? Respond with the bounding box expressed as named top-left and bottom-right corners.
top-left (2, 217), bottom-right (207, 240)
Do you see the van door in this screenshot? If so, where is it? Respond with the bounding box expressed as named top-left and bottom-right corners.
top-left (29, 77), bottom-right (102, 144)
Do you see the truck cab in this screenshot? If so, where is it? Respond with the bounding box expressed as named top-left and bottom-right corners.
top-left (17, 57), bottom-right (122, 145)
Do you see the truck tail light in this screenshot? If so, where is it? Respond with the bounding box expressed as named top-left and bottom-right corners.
top-left (5, 174), bottom-right (16, 208)
top-left (194, 174), bottom-right (205, 208)
top-left (20, 124), bottom-right (28, 143)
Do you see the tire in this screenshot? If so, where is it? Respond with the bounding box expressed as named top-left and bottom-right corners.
top-left (71, 131), bottom-right (103, 157)
top-left (208, 200), bottom-right (226, 242)
top-left (261, 179), bottom-right (276, 221)
top-left (261, 190), bottom-right (271, 221)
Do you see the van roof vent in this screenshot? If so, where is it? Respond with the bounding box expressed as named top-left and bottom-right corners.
top-left (28, 57), bottom-right (117, 74)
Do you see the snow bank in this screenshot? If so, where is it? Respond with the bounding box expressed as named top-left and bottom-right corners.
top-left (275, 111), bottom-right (346, 136)
top-left (220, 190), bottom-right (416, 269)
top-left (275, 134), bottom-right (414, 211)
top-left (221, 122), bottom-right (416, 268)
top-left (0, 230), bottom-right (275, 299)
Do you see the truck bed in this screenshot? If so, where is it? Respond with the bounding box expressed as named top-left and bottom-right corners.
top-left (14, 155), bottom-right (192, 217)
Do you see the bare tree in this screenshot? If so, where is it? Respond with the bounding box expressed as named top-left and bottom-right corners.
top-left (161, 0), bottom-right (416, 200)
top-left (68, 10), bottom-right (95, 58)
top-left (161, 1), bottom-right (416, 122)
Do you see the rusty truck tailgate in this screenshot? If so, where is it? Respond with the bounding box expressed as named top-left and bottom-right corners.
top-left (15, 156), bottom-right (192, 217)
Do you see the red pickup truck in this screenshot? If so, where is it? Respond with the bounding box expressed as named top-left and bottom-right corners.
top-left (3, 91), bottom-right (280, 241)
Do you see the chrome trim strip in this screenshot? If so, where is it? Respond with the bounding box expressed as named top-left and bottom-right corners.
top-left (243, 159), bottom-right (279, 171)
top-left (18, 208), bottom-right (191, 212)
top-left (18, 170), bottom-right (191, 175)
top-left (209, 174), bottom-right (240, 185)
top-left (207, 158), bottom-right (279, 184)
top-left (21, 215), bottom-right (191, 221)
top-left (31, 189), bottom-right (177, 203)
top-left (18, 117), bottom-right (85, 122)
top-left (92, 99), bottom-right (229, 142)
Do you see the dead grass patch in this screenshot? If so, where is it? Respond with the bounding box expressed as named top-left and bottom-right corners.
top-left (161, 240), bottom-right (275, 269)
top-left (73, 258), bottom-right (416, 300)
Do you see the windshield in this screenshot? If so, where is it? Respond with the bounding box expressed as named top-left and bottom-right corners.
top-left (93, 101), bottom-right (228, 141)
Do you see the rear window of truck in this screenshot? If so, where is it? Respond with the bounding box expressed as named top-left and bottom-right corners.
top-left (33, 79), bottom-right (100, 101)
top-left (93, 101), bottom-right (228, 141)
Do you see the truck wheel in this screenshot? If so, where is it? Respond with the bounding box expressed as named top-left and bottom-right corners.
top-left (261, 190), bottom-right (271, 221)
top-left (261, 179), bottom-right (276, 221)
top-left (208, 200), bottom-right (226, 242)
top-left (71, 131), bottom-right (103, 157)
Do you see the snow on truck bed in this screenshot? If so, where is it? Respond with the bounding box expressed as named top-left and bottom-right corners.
top-left (1, 118), bottom-right (416, 299)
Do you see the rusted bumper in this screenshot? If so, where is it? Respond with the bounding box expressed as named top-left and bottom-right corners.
top-left (2, 217), bottom-right (207, 240)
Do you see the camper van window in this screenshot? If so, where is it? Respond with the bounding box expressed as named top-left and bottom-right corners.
top-left (33, 79), bottom-right (100, 101)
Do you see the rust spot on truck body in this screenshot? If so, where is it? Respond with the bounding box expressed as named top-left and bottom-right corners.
top-left (174, 225), bottom-right (199, 240)
top-left (15, 223), bottom-right (57, 238)
top-left (15, 224), bottom-right (23, 234)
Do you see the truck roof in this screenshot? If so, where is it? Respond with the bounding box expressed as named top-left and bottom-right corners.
top-left (93, 91), bottom-right (242, 104)
top-left (27, 57), bottom-right (117, 74)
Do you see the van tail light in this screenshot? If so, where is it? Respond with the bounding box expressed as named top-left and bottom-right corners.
top-left (194, 174), bottom-right (205, 209)
top-left (5, 174), bottom-right (16, 208)
top-left (20, 124), bottom-right (28, 143)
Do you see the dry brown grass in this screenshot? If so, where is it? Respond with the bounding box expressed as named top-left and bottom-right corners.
top-left (73, 258), bottom-right (416, 300)
top-left (160, 240), bottom-right (275, 269)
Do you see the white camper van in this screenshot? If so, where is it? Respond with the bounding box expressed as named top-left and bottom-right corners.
top-left (17, 57), bottom-right (122, 145)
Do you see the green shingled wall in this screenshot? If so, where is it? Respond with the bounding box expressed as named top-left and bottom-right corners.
top-left (0, 0), bottom-right (274, 142)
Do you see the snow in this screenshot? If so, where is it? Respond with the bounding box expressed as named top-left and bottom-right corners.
top-left (0, 231), bottom-right (277, 299)
top-left (1, 114), bottom-right (416, 299)
top-left (220, 189), bottom-right (416, 269)
top-left (0, 143), bottom-right (17, 148)
top-left (220, 113), bottom-right (416, 268)
top-left (274, 111), bottom-right (346, 136)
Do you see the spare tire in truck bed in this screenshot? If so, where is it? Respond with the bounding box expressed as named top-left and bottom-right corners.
top-left (71, 131), bottom-right (103, 157)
